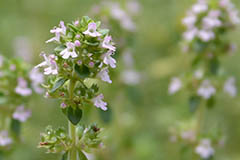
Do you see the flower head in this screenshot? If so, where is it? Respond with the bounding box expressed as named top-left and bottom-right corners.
top-left (13, 105), bottom-right (31, 122)
top-left (15, 77), bottom-right (32, 96)
top-left (46, 21), bottom-right (66, 43)
top-left (35, 53), bottom-right (58, 75)
top-left (98, 68), bottom-right (112, 83)
top-left (92, 94), bottom-right (107, 111)
top-left (83, 22), bottom-right (101, 37)
top-left (102, 35), bottom-right (116, 51)
top-left (195, 139), bottom-right (215, 159)
top-left (0, 131), bottom-right (12, 147)
top-left (60, 42), bottom-right (78, 59)
top-left (102, 50), bottom-right (116, 68)
top-left (168, 77), bottom-right (182, 95)
top-left (197, 80), bottom-right (216, 99)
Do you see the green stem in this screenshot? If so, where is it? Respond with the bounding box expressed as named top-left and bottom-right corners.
top-left (67, 79), bottom-right (78, 160)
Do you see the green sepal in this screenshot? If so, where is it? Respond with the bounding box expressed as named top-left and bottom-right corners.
top-left (50, 78), bottom-right (68, 93)
top-left (67, 107), bottom-right (82, 125)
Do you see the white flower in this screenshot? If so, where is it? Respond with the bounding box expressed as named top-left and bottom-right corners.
top-left (15, 77), bottom-right (32, 96)
top-left (181, 130), bottom-right (196, 142)
top-left (126, 0), bottom-right (141, 16)
top-left (183, 28), bottom-right (198, 41)
top-left (198, 30), bottom-right (215, 42)
top-left (192, 0), bottom-right (208, 14)
top-left (46, 21), bottom-right (66, 43)
top-left (195, 139), bottom-right (215, 159)
top-left (168, 77), bottom-right (182, 95)
top-left (35, 53), bottom-right (58, 75)
top-left (197, 80), bottom-right (216, 99)
top-left (202, 10), bottom-right (222, 29)
top-left (194, 69), bottom-right (204, 79)
top-left (29, 68), bottom-right (44, 94)
top-left (229, 10), bottom-right (240, 24)
top-left (122, 49), bottom-right (134, 67)
top-left (102, 35), bottom-right (116, 51)
top-left (14, 37), bottom-right (33, 62)
top-left (60, 42), bottom-right (78, 59)
top-left (121, 69), bottom-right (141, 85)
top-left (98, 68), bottom-right (112, 83)
top-left (224, 77), bottom-right (237, 97)
top-left (0, 131), bottom-right (12, 147)
top-left (83, 22), bottom-right (101, 37)
top-left (92, 94), bottom-right (107, 111)
top-left (13, 105), bottom-right (31, 122)
top-left (182, 14), bottom-right (197, 29)
top-left (102, 50), bottom-right (116, 68)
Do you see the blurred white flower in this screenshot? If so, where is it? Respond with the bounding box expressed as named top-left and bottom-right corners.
top-left (46, 21), bottom-right (66, 43)
top-left (192, 0), bottom-right (208, 14)
top-left (60, 42), bottom-right (78, 59)
top-left (121, 69), bottom-right (141, 85)
top-left (29, 68), bottom-right (44, 94)
top-left (0, 55), bottom-right (3, 67)
top-left (122, 49), bottom-right (134, 67)
top-left (0, 131), bottom-right (12, 147)
top-left (198, 30), bottom-right (215, 42)
top-left (35, 53), bottom-right (58, 75)
top-left (15, 77), bottom-right (32, 96)
top-left (13, 105), bottom-right (31, 122)
top-left (181, 130), bottom-right (196, 142)
top-left (168, 77), bottom-right (182, 95)
top-left (195, 139), bottom-right (215, 159)
top-left (197, 80), bottom-right (216, 99)
top-left (202, 10), bottom-right (222, 29)
top-left (92, 94), bottom-right (107, 111)
top-left (13, 37), bottom-right (33, 62)
top-left (224, 77), bottom-right (237, 97)
top-left (183, 28), bottom-right (198, 41)
top-left (194, 69), bottom-right (204, 79)
top-left (98, 68), bottom-right (112, 83)
top-left (126, 0), bottom-right (141, 16)
top-left (83, 22), bottom-right (101, 37)
top-left (182, 14), bottom-right (196, 29)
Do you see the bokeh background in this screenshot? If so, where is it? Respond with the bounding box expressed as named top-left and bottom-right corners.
top-left (0, 0), bottom-right (240, 159)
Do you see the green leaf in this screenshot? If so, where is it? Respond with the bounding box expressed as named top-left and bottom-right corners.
top-left (99, 29), bottom-right (109, 36)
top-left (74, 64), bottom-right (90, 79)
top-left (11, 119), bottom-right (21, 137)
top-left (83, 40), bottom-right (99, 46)
top-left (209, 58), bottom-right (219, 75)
top-left (99, 106), bottom-right (112, 124)
top-left (67, 107), bottom-right (82, 125)
top-left (61, 152), bottom-right (68, 160)
top-left (54, 45), bottom-right (66, 53)
top-left (78, 150), bottom-right (88, 160)
top-left (50, 78), bottom-right (68, 93)
top-left (68, 24), bottom-right (78, 32)
top-left (189, 96), bottom-right (201, 113)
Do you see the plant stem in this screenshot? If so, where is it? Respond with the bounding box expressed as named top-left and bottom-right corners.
top-left (68, 79), bottom-right (78, 160)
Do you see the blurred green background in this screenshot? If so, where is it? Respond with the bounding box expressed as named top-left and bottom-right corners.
top-left (0, 0), bottom-right (240, 159)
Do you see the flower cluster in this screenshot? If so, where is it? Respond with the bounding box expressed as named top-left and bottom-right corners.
top-left (0, 55), bottom-right (42, 151)
top-left (36, 16), bottom-right (117, 112)
top-left (36, 16), bottom-right (116, 158)
top-left (39, 124), bottom-right (103, 158)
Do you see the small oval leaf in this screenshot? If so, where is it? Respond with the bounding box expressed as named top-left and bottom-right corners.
top-left (67, 107), bottom-right (82, 125)
top-left (78, 150), bottom-right (88, 160)
top-left (50, 78), bottom-right (68, 93)
top-left (74, 64), bottom-right (90, 79)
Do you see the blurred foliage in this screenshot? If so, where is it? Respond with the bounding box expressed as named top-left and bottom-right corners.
top-left (0, 0), bottom-right (240, 160)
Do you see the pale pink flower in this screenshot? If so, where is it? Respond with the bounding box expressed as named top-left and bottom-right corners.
top-left (83, 22), bottom-right (101, 37)
top-left (224, 77), bottom-right (237, 97)
top-left (195, 139), bottom-right (215, 159)
top-left (168, 77), bottom-right (182, 95)
top-left (46, 21), bottom-right (66, 43)
top-left (102, 35), bottom-right (116, 51)
top-left (183, 28), bottom-right (198, 41)
top-left (60, 42), bottom-right (78, 59)
top-left (0, 55), bottom-right (3, 67)
top-left (202, 10), bottom-right (222, 29)
top-left (198, 30), bottom-right (215, 42)
top-left (35, 53), bottom-right (58, 75)
top-left (15, 77), bottom-right (32, 96)
top-left (192, 0), bottom-right (208, 14)
top-left (197, 80), bottom-right (216, 99)
top-left (121, 69), bottom-right (141, 85)
top-left (98, 68), bottom-right (112, 83)
top-left (181, 130), bottom-right (196, 142)
top-left (102, 50), bottom-right (116, 68)
top-left (29, 68), bottom-right (44, 94)
top-left (13, 105), bottom-right (31, 122)
top-left (14, 37), bottom-right (33, 62)
top-left (126, 0), bottom-right (141, 15)
top-left (92, 94), bottom-right (107, 111)
top-left (182, 14), bottom-right (197, 29)
top-left (0, 131), bottom-right (12, 147)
